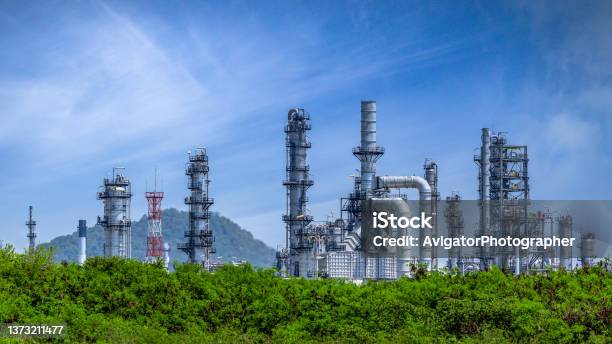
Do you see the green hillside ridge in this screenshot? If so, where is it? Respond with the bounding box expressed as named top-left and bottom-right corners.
top-left (39, 208), bottom-right (275, 267)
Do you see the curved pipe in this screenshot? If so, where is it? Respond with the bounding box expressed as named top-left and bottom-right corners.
top-left (375, 175), bottom-right (433, 274)
top-left (375, 176), bottom-right (431, 201)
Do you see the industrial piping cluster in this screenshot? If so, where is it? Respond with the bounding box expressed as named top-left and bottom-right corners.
top-left (276, 100), bottom-right (599, 280)
top-left (277, 100), bottom-right (442, 279)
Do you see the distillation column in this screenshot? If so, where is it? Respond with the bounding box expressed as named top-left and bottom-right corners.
top-left (97, 168), bottom-right (132, 258)
top-left (283, 108), bottom-right (314, 277)
top-left (179, 148), bottom-right (215, 268)
top-left (424, 160), bottom-right (439, 269)
top-left (475, 128), bottom-right (491, 269)
top-left (26, 205), bottom-right (36, 253)
top-left (78, 220), bottom-right (87, 265)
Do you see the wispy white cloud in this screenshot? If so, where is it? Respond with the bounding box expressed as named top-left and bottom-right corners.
top-left (543, 113), bottom-right (600, 154)
top-left (1, 1), bottom-right (472, 249)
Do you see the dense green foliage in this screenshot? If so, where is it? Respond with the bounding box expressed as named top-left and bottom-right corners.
top-left (0, 246), bottom-right (610, 343)
top-left (39, 209), bottom-right (276, 267)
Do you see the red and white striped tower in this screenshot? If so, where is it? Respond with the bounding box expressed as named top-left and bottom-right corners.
top-left (145, 189), bottom-right (164, 263)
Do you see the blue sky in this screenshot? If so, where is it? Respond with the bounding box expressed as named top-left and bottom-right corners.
top-left (1, 0), bottom-right (611, 252)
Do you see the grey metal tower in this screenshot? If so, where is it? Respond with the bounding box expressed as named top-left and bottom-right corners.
top-left (283, 108), bottom-right (314, 277)
top-left (474, 128), bottom-right (492, 269)
top-left (179, 148), bottom-right (215, 268)
top-left (353, 101), bottom-right (384, 199)
top-left (558, 215), bottom-right (573, 270)
top-left (26, 205), bottom-right (36, 253)
top-left (489, 132), bottom-right (529, 273)
top-left (424, 160), bottom-right (439, 268)
top-left (580, 233), bottom-right (595, 267)
top-left (97, 168), bottom-right (132, 258)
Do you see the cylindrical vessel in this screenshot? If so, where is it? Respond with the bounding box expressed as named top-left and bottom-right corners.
top-left (360, 101), bottom-right (377, 195)
top-left (284, 109), bottom-right (314, 277)
top-left (479, 128), bottom-right (491, 269)
top-left (424, 161), bottom-right (438, 268)
top-left (163, 242), bottom-right (170, 270)
top-left (78, 220), bottom-right (87, 265)
top-left (581, 233), bottom-right (595, 267)
top-left (558, 215), bottom-right (572, 270)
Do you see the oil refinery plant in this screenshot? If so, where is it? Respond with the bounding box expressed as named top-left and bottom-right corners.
top-left (275, 100), bottom-right (599, 280)
top-left (24, 100), bottom-right (600, 278)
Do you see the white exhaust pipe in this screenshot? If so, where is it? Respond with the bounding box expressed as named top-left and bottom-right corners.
top-left (78, 220), bottom-right (87, 265)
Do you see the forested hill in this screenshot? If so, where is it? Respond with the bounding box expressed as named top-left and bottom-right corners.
top-left (39, 208), bottom-right (275, 267)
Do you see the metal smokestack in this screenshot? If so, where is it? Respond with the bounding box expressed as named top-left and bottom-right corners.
top-left (78, 220), bottom-right (87, 265)
top-left (360, 101), bottom-right (376, 195)
top-left (353, 101), bottom-right (384, 199)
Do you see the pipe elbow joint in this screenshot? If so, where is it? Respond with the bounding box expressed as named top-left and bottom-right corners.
top-left (375, 175), bottom-right (432, 199)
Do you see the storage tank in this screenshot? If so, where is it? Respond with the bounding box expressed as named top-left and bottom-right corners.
top-left (558, 215), bottom-right (572, 270)
top-left (581, 233), bottom-right (595, 267)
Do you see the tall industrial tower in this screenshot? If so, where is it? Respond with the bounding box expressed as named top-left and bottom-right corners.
top-left (352, 101), bottom-right (385, 200)
top-left (97, 168), bottom-right (132, 258)
top-left (424, 160), bottom-right (439, 268)
top-left (490, 132), bottom-right (529, 274)
top-left (25, 205), bottom-right (36, 253)
top-left (476, 130), bottom-right (529, 273)
top-left (145, 179), bottom-right (164, 263)
top-left (179, 148), bottom-right (215, 268)
top-left (283, 108), bottom-right (314, 277)
top-left (474, 128), bottom-right (492, 269)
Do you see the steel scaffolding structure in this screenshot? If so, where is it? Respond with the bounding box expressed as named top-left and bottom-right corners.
top-left (97, 168), bottom-right (132, 258)
top-left (475, 130), bottom-right (530, 273)
top-left (179, 148), bottom-right (215, 268)
top-left (489, 132), bottom-right (529, 273)
top-left (145, 190), bottom-right (164, 263)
